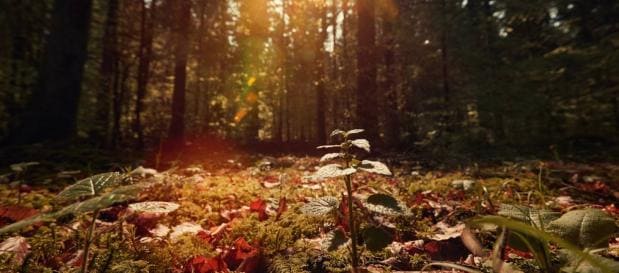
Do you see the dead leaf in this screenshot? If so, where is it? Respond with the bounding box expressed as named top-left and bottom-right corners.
top-left (0, 236), bottom-right (30, 265)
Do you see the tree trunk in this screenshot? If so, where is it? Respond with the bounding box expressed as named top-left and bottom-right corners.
top-left (342, 0), bottom-right (351, 127)
top-left (315, 0), bottom-right (328, 144)
top-left (11, 0), bottom-right (93, 144)
top-left (440, 0), bottom-right (451, 132)
top-left (331, 0), bottom-right (340, 129)
top-left (382, 11), bottom-right (400, 148)
top-left (168, 0), bottom-right (191, 140)
top-left (112, 62), bottom-right (129, 147)
top-left (276, 0), bottom-right (287, 143)
top-left (97, 0), bottom-right (119, 147)
top-left (134, 0), bottom-right (155, 149)
top-left (356, 0), bottom-right (378, 144)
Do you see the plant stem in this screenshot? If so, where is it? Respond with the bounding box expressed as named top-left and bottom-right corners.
top-left (538, 162), bottom-right (546, 208)
top-left (345, 174), bottom-right (359, 273)
top-left (81, 209), bottom-right (100, 273)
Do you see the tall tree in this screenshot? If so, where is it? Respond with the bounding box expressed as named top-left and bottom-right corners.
top-left (97, 0), bottom-right (119, 146)
top-left (356, 0), bottom-right (378, 143)
top-left (134, 0), bottom-right (156, 148)
top-left (10, 0), bottom-right (93, 144)
top-left (168, 0), bottom-right (191, 140)
top-left (315, 0), bottom-right (328, 144)
top-left (381, 3), bottom-right (400, 147)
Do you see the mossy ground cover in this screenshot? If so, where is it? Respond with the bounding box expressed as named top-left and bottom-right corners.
top-left (0, 157), bottom-right (617, 273)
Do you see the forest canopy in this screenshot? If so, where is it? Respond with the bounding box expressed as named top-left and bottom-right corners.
top-left (0, 0), bottom-right (618, 160)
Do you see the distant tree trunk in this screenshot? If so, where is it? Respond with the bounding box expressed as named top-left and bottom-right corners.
top-left (342, 0), bottom-right (351, 126)
top-left (195, 0), bottom-right (207, 132)
top-left (112, 62), bottom-right (129, 147)
top-left (440, 0), bottom-right (452, 134)
top-left (331, 0), bottom-right (340, 129)
top-left (168, 0), bottom-right (191, 140)
top-left (10, 0), bottom-right (93, 144)
top-left (276, 0), bottom-right (287, 143)
top-left (356, 0), bottom-right (378, 143)
top-left (315, 0), bottom-right (328, 144)
top-left (134, 0), bottom-right (155, 149)
top-left (97, 0), bottom-right (119, 146)
top-left (382, 11), bottom-right (400, 148)
top-left (5, 9), bottom-right (27, 135)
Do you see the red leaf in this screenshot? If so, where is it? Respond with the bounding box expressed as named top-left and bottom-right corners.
top-left (275, 197), bottom-right (287, 220)
top-left (504, 246), bottom-right (533, 259)
top-left (423, 239), bottom-right (471, 261)
top-left (249, 199), bottom-right (268, 221)
top-left (197, 230), bottom-right (213, 244)
top-left (184, 255), bottom-right (229, 273)
top-left (224, 237), bottom-right (261, 273)
top-left (0, 206), bottom-right (38, 228)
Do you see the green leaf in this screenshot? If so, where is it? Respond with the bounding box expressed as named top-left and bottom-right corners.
top-left (128, 201), bottom-right (180, 214)
top-left (547, 209), bottom-right (617, 248)
top-left (471, 216), bottom-right (617, 273)
top-left (350, 139), bottom-right (370, 152)
top-left (319, 153), bottom-right (342, 162)
top-left (309, 164), bottom-right (356, 180)
top-left (345, 129), bottom-right (364, 136)
top-left (365, 193), bottom-right (403, 215)
top-left (358, 160), bottom-right (392, 176)
top-left (362, 226), bottom-right (393, 251)
top-left (330, 129), bottom-right (345, 137)
top-left (560, 249), bottom-right (619, 273)
top-left (317, 144), bottom-right (341, 149)
top-left (0, 184), bottom-right (144, 235)
top-left (323, 228), bottom-right (349, 251)
top-left (300, 196), bottom-right (339, 216)
top-left (0, 214), bottom-right (55, 234)
top-left (54, 184), bottom-right (142, 217)
top-left (498, 204), bottom-right (560, 229)
top-left (56, 172), bottom-right (125, 201)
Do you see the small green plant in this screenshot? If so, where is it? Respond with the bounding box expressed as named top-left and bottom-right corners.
top-left (467, 204), bottom-right (619, 273)
top-left (0, 172), bottom-right (144, 273)
top-left (302, 129), bottom-right (400, 273)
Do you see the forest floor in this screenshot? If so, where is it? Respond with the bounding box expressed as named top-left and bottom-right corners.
top-left (0, 152), bottom-right (618, 273)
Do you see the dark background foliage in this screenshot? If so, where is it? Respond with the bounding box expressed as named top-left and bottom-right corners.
top-left (0, 0), bottom-right (617, 164)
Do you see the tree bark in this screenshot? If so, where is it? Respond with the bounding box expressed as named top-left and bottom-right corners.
top-left (97, 0), bottom-right (119, 147)
top-left (134, 0), bottom-right (156, 149)
top-left (356, 0), bottom-right (378, 143)
top-left (315, 0), bottom-right (328, 144)
top-left (11, 0), bottom-right (93, 144)
top-left (382, 11), bottom-right (400, 148)
top-left (168, 0), bottom-right (191, 140)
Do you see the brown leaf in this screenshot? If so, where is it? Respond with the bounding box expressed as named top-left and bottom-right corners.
top-left (0, 206), bottom-right (38, 227)
top-left (0, 236), bottom-right (30, 265)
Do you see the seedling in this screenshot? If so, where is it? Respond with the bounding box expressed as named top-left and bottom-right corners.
top-left (302, 129), bottom-right (400, 273)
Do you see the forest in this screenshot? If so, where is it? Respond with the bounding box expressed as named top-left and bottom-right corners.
top-left (0, 0), bottom-right (618, 273)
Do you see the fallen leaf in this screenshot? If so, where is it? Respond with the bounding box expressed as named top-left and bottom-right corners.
top-left (430, 222), bottom-right (465, 241)
top-left (224, 237), bottom-right (261, 273)
top-left (185, 255), bottom-right (229, 273)
top-left (249, 199), bottom-right (268, 221)
top-left (275, 197), bottom-right (287, 220)
top-left (170, 222), bottom-right (205, 242)
top-left (0, 236), bottom-right (30, 265)
top-left (0, 206), bottom-right (38, 227)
